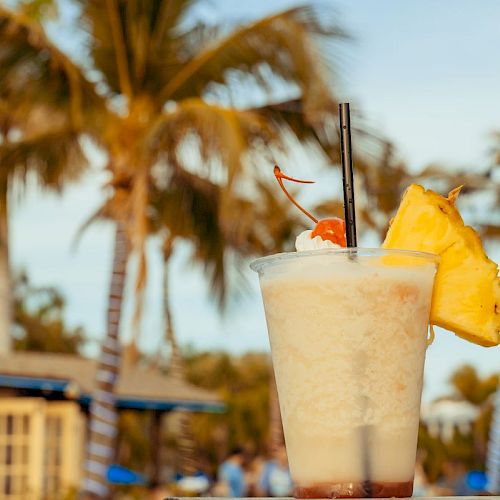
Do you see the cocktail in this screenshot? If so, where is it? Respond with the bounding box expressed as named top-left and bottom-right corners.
top-left (251, 105), bottom-right (499, 498)
top-left (252, 249), bottom-right (437, 497)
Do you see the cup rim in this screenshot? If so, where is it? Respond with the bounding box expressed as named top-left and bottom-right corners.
top-left (250, 247), bottom-right (439, 273)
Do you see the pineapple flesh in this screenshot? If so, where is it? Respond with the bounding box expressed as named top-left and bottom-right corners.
top-left (383, 184), bottom-right (500, 347)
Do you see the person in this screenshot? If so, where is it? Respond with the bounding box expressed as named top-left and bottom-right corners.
top-left (245, 455), bottom-right (266, 497)
top-left (259, 445), bottom-right (293, 497)
top-left (217, 447), bottom-right (247, 497)
top-left (433, 459), bottom-right (473, 496)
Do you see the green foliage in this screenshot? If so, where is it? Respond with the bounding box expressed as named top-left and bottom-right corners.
top-left (19, 0), bottom-right (58, 21)
top-left (0, 5), bottom-right (104, 193)
top-left (80, 0), bottom-right (344, 112)
top-left (0, 6), bottom-right (103, 120)
top-left (474, 402), bottom-right (494, 466)
top-left (418, 364), bottom-right (499, 483)
top-left (446, 427), bottom-right (476, 465)
top-left (12, 270), bottom-right (85, 354)
top-left (184, 351), bottom-right (272, 474)
top-left (116, 411), bottom-right (152, 471)
top-left (450, 364), bottom-right (498, 406)
top-left (418, 424), bottom-right (449, 483)
top-left (419, 424), bottom-right (477, 484)
top-left (450, 364), bottom-right (498, 467)
top-left (41, 0), bottom-right (349, 319)
top-left (0, 128), bottom-right (86, 191)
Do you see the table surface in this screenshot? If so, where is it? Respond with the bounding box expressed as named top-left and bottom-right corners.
top-left (167, 497), bottom-right (500, 500)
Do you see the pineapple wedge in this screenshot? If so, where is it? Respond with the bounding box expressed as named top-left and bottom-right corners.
top-left (383, 184), bottom-right (500, 347)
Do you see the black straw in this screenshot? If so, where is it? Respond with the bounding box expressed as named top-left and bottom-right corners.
top-left (340, 105), bottom-right (371, 492)
top-left (339, 103), bottom-right (357, 248)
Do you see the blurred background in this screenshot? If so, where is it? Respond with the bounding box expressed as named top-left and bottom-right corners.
top-left (0, 0), bottom-right (499, 498)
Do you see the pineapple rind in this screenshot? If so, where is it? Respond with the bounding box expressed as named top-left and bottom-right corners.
top-left (383, 184), bottom-right (500, 347)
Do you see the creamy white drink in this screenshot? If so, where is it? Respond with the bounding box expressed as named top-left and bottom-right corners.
top-left (252, 247), bottom-right (437, 498)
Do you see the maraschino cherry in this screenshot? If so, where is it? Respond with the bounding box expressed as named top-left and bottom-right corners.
top-left (274, 165), bottom-right (347, 247)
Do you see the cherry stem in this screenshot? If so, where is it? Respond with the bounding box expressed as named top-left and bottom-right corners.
top-left (274, 165), bottom-right (318, 224)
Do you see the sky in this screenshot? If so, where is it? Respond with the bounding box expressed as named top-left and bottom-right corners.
top-left (9, 0), bottom-right (500, 402)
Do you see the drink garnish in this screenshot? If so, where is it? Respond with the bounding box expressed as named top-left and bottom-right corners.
top-left (274, 165), bottom-right (347, 248)
top-left (383, 184), bottom-right (500, 347)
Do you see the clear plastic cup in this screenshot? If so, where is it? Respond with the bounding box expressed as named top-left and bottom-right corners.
top-left (251, 248), bottom-right (438, 498)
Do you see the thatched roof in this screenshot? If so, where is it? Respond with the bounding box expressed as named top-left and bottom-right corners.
top-left (0, 352), bottom-right (223, 412)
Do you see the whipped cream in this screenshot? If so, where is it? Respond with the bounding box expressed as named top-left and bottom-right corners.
top-left (295, 230), bottom-right (340, 252)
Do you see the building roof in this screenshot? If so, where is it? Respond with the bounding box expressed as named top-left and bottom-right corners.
top-left (0, 352), bottom-right (224, 413)
top-left (420, 398), bottom-right (480, 441)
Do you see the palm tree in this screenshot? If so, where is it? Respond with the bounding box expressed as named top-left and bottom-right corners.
top-left (5, 5), bottom-right (499, 497)
top-left (150, 170), bottom-right (305, 472)
top-left (0, 6), bottom-right (105, 355)
top-left (90, 161), bottom-right (306, 478)
top-left (0, 2), bottom-right (344, 496)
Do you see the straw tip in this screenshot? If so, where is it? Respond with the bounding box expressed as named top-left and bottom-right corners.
top-left (339, 103), bottom-right (351, 127)
top-left (339, 103), bottom-right (350, 116)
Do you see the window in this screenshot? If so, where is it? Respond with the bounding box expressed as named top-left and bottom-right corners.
top-left (44, 402), bottom-right (84, 499)
top-left (0, 399), bottom-right (84, 499)
top-left (44, 414), bottom-right (63, 496)
top-left (0, 399), bottom-right (44, 499)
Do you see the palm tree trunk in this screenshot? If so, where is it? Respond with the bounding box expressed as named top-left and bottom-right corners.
top-left (0, 181), bottom-right (11, 355)
top-left (83, 221), bottom-right (129, 499)
top-left (161, 242), bottom-right (196, 475)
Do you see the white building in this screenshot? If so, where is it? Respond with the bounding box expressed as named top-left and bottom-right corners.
top-left (0, 352), bottom-right (223, 499)
top-left (421, 398), bottom-right (480, 442)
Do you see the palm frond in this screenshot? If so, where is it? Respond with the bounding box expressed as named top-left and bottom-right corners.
top-left (148, 98), bottom-right (353, 258)
top-left (150, 167), bottom-right (227, 305)
top-left (313, 199), bottom-right (345, 219)
top-left (148, 98), bottom-right (276, 184)
top-left (252, 98), bottom-right (339, 161)
top-left (18, 0), bottom-right (58, 22)
top-left (71, 193), bottom-right (118, 250)
top-left (105, 0), bottom-right (133, 99)
top-left (147, 98), bottom-right (285, 255)
top-left (0, 5), bottom-right (105, 134)
top-left (150, 165), bottom-right (309, 304)
top-left (161, 6), bottom-right (346, 122)
top-left (414, 165), bottom-right (493, 191)
top-left (482, 224), bottom-right (500, 239)
top-left (0, 127), bottom-right (86, 191)
top-left (80, 0), bottom-right (195, 100)
top-left (150, 169), bottom-right (259, 305)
